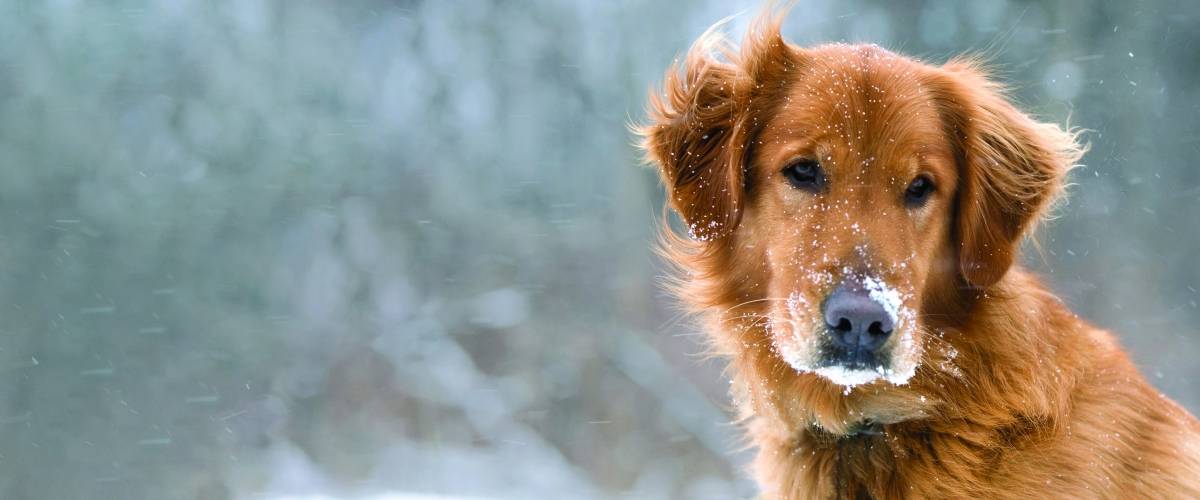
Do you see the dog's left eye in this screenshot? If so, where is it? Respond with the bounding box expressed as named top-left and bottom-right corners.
top-left (904, 175), bottom-right (935, 206)
top-left (782, 159), bottom-right (825, 191)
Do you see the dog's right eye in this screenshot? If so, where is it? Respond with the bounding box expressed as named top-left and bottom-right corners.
top-left (782, 159), bottom-right (824, 191)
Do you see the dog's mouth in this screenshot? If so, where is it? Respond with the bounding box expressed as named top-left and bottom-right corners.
top-left (821, 341), bottom-right (890, 371)
top-left (773, 325), bottom-right (921, 391)
top-left (809, 351), bottom-right (913, 390)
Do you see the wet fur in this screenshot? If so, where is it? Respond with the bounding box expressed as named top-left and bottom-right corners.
top-left (637, 12), bottom-right (1200, 500)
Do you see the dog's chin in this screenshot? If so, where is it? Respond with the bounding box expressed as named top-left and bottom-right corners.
top-left (788, 358), bottom-right (930, 436)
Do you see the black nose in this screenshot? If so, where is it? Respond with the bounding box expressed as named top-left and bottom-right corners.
top-left (822, 287), bottom-right (894, 352)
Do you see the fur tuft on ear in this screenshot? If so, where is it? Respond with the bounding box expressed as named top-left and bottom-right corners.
top-left (931, 59), bottom-right (1087, 288)
top-left (636, 12), bottom-right (796, 241)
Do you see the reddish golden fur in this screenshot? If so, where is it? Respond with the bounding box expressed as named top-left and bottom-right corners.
top-left (638, 12), bottom-right (1200, 499)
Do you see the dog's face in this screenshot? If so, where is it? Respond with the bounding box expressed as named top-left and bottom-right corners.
top-left (744, 50), bottom-right (957, 386)
top-left (641, 24), bottom-right (1079, 402)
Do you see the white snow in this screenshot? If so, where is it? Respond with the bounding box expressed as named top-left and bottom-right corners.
top-left (814, 365), bottom-right (887, 387)
top-left (861, 275), bottom-right (903, 324)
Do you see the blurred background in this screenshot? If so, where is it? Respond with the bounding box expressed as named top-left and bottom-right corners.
top-left (0, 0), bottom-right (1196, 498)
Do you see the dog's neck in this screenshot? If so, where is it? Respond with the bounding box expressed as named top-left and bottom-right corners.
top-left (807, 419), bottom-right (883, 443)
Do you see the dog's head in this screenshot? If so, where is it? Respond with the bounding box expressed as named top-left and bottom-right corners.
top-left (640, 17), bottom-right (1082, 407)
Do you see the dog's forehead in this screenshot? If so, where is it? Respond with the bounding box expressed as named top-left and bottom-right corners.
top-left (758, 45), bottom-right (949, 168)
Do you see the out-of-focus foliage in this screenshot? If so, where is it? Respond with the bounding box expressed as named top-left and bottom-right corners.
top-left (0, 0), bottom-right (1195, 498)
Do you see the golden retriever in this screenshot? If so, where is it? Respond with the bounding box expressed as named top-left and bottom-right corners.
top-left (637, 12), bottom-right (1200, 499)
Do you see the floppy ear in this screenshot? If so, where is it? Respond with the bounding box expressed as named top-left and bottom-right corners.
top-left (637, 21), bottom-right (794, 242)
top-left (639, 37), bottom-right (748, 241)
top-left (932, 60), bottom-right (1085, 287)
